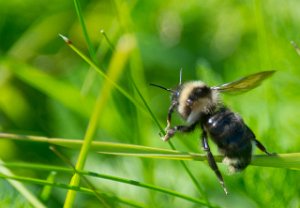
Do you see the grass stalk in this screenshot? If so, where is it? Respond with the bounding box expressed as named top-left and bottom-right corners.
top-left (73, 0), bottom-right (97, 62)
top-left (63, 35), bottom-right (135, 206)
top-left (0, 159), bottom-right (46, 208)
top-left (100, 30), bottom-right (116, 51)
top-left (0, 161), bottom-right (211, 206)
top-left (0, 173), bottom-right (144, 208)
top-left (50, 146), bottom-right (111, 207)
top-left (0, 133), bottom-right (299, 169)
top-left (40, 171), bottom-right (57, 202)
top-left (59, 34), bottom-right (144, 113)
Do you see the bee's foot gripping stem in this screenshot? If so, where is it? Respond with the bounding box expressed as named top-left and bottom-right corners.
top-left (162, 128), bottom-right (175, 142)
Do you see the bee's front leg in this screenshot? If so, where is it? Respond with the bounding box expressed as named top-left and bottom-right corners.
top-left (163, 128), bottom-right (176, 141)
top-left (163, 123), bottom-right (197, 142)
top-left (165, 101), bottom-right (177, 131)
top-left (162, 101), bottom-right (177, 141)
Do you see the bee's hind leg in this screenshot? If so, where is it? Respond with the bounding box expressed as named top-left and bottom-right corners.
top-left (201, 129), bottom-right (228, 195)
top-left (253, 139), bottom-right (274, 155)
top-left (246, 125), bottom-right (274, 155)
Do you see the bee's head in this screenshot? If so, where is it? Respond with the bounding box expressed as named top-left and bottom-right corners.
top-left (151, 81), bottom-right (219, 123)
top-left (176, 81), bottom-right (219, 123)
top-left (150, 70), bottom-right (219, 124)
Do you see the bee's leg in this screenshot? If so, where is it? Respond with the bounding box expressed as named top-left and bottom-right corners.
top-left (253, 139), bottom-right (273, 155)
top-left (246, 125), bottom-right (273, 155)
top-left (201, 130), bottom-right (228, 195)
top-left (163, 123), bottom-right (197, 141)
top-left (165, 101), bottom-right (178, 131)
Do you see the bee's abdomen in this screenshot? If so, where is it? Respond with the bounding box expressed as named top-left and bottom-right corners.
top-left (205, 107), bottom-right (254, 172)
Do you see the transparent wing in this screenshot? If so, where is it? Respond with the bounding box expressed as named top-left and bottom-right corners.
top-left (211, 70), bottom-right (275, 93)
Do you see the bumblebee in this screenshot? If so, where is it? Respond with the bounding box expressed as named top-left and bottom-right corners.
top-left (151, 70), bottom-right (275, 194)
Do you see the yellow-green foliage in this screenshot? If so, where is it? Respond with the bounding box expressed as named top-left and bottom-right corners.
top-left (0, 0), bottom-right (300, 207)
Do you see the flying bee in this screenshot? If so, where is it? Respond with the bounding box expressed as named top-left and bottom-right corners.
top-left (151, 70), bottom-right (275, 194)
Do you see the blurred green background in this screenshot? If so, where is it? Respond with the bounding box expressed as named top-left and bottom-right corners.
top-left (0, 0), bottom-right (300, 207)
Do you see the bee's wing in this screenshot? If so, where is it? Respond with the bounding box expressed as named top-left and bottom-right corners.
top-left (211, 70), bottom-right (275, 93)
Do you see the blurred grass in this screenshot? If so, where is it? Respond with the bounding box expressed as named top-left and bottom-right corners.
top-left (0, 159), bottom-right (46, 208)
top-left (64, 33), bottom-right (135, 206)
top-left (0, 160), bottom-right (209, 207)
top-left (1, 0), bottom-right (300, 207)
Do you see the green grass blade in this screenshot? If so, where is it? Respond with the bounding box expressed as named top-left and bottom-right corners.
top-left (100, 30), bottom-right (116, 52)
top-left (59, 34), bottom-right (145, 113)
top-left (72, 0), bottom-right (101, 98)
top-left (40, 171), bottom-right (57, 202)
top-left (1, 133), bottom-right (300, 170)
top-left (0, 173), bottom-right (144, 208)
top-left (64, 34), bottom-right (135, 206)
top-left (131, 79), bottom-right (164, 133)
top-left (0, 159), bottom-right (46, 208)
top-left (252, 153), bottom-right (300, 170)
top-left (80, 25), bottom-right (119, 96)
top-left (73, 0), bottom-right (97, 63)
top-left (50, 146), bottom-right (114, 208)
top-left (0, 162), bottom-right (211, 207)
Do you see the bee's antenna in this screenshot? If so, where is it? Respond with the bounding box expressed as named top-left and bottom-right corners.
top-left (179, 68), bottom-right (183, 85)
top-left (150, 83), bottom-right (175, 93)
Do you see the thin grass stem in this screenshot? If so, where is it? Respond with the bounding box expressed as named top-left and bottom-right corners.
top-left (64, 34), bottom-right (135, 207)
top-left (1, 133), bottom-right (299, 169)
top-left (73, 0), bottom-right (97, 62)
top-left (0, 161), bottom-right (211, 207)
top-left (0, 173), bottom-right (144, 208)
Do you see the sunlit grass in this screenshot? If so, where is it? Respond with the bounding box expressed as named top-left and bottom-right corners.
top-left (1, 0), bottom-right (300, 207)
top-left (1, 132), bottom-right (300, 207)
top-left (0, 133), bottom-right (300, 169)
top-left (0, 161), bottom-right (209, 207)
